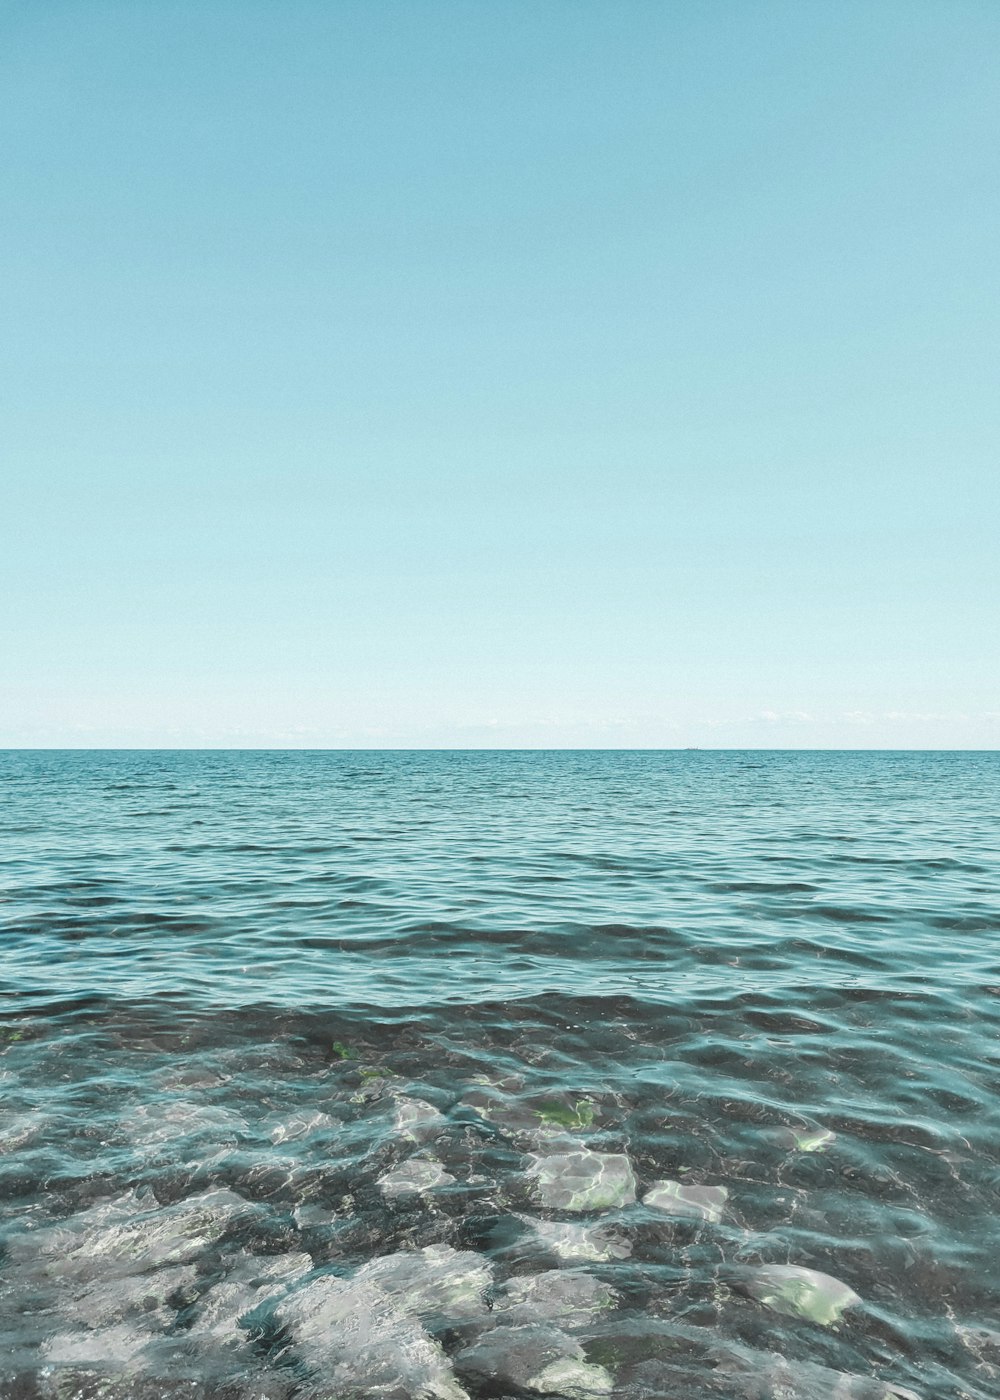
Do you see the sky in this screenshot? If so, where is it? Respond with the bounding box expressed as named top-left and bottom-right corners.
top-left (2, 1), bottom-right (998, 749)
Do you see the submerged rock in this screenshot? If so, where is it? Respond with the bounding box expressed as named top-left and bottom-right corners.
top-left (533, 1099), bottom-right (598, 1133)
top-left (764, 1125), bottom-right (837, 1153)
top-left (2, 1213), bottom-right (305, 1387)
top-left (222, 1147), bottom-right (319, 1202)
top-left (264, 1110), bottom-right (338, 1145)
top-left (8, 1188), bottom-right (260, 1281)
top-left (276, 1275), bottom-right (469, 1400)
top-left (530, 1356), bottom-right (614, 1399)
top-left (42, 1322), bottom-right (155, 1367)
top-left (956, 1321), bottom-right (1000, 1365)
top-left (460, 1084), bottom-right (598, 1151)
top-left (526, 1149), bottom-right (636, 1211)
top-left (734, 1265), bottom-right (861, 1326)
top-left (716, 1344), bottom-right (920, 1399)
top-left (495, 1269), bottom-right (616, 1329)
top-left (188, 1250), bottom-right (313, 1340)
top-left (125, 1101), bottom-right (250, 1149)
top-left (377, 1158), bottom-right (455, 1198)
top-left (455, 1323), bottom-right (612, 1399)
top-left (353, 1243), bottom-right (492, 1326)
top-left (30, 1356), bottom-right (293, 1400)
top-left (56, 1262), bottom-right (198, 1333)
top-left (514, 1213), bottom-right (633, 1262)
top-left (393, 1097), bottom-right (447, 1141)
top-left (273, 1243), bottom-right (492, 1398)
top-left (0, 1112), bottom-right (46, 1154)
top-left (643, 1179), bottom-right (728, 1223)
top-left (461, 1085), bottom-right (539, 1138)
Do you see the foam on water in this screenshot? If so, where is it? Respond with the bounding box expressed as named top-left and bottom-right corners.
top-left (1, 750), bottom-right (999, 1398)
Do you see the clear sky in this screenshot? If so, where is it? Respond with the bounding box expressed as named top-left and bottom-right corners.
top-left (2, 1), bottom-right (998, 748)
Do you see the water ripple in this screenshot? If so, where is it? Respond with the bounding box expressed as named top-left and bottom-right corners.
top-left (0, 751), bottom-right (998, 1398)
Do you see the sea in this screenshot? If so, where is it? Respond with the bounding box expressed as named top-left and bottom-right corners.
top-left (1, 749), bottom-right (999, 1400)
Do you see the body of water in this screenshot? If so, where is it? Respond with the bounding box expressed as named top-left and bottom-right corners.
top-left (1, 750), bottom-right (999, 1399)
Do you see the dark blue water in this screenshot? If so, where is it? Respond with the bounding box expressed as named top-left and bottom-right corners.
top-left (1, 751), bottom-right (999, 1399)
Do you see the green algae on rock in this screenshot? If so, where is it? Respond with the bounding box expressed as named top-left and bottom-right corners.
top-left (536, 1100), bottom-right (596, 1131)
top-left (526, 1149), bottom-right (636, 1211)
top-left (736, 1265), bottom-right (861, 1327)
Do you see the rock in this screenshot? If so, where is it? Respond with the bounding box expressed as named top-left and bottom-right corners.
top-left (460, 1086), bottom-right (558, 1145)
top-left (125, 1101), bottom-right (250, 1149)
top-left (276, 1275), bottom-right (469, 1400)
top-left (265, 1110), bottom-right (337, 1145)
top-left (353, 1243), bottom-right (492, 1326)
top-left (514, 1213), bottom-right (632, 1262)
top-left (393, 1097), bottom-right (447, 1141)
top-left (791, 1127), bottom-right (836, 1152)
top-left (30, 1357), bottom-right (294, 1399)
top-left (223, 1147), bottom-right (317, 1202)
top-left (582, 1313), bottom-right (729, 1394)
top-left (526, 1149), bottom-right (636, 1211)
top-left (58, 1263), bottom-right (199, 1332)
top-left (42, 1322), bottom-right (154, 1366)
top-left (349, 1075), bottom-right (396, 1104)
top-left (643, 1179), bottom-right (728, 1223)
top-left (188, 1251), bottom-right (313, 1339)
top-left (956, 1321), bottom-right (1000, 1356)
top-left (529, 1357), bottom-right (614, 1398)
top-left (455, 1323), bottom-right (612, 1398)
top-left (591, 1322), bottom-right (917, 1400)
top-left (765, 1126), bottom-right (837, 1153)
top-left (377, 1158), bottom-right (455, 1198)
top-left (716, 1343), bottom-right (920, 1398)
top-left (0, 1113), bottom-right (46, 1153)
top-left (495, 1270), bottom-right (616, 1329)
top-left (533, 1099), bottom-right (597, 1133)
top-left (8, 1188), bottom-right (260, 1281)
top-left (735, 1265), bottom-right (861, 1326)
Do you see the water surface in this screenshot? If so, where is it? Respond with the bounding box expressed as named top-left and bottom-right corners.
top-left (1, 751), bottom-right (998, 1399)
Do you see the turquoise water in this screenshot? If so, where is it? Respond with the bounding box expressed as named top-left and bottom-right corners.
top-left (1, 751), bottom-right (998, 1398)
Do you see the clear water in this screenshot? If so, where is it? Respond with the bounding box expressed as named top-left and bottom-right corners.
top-left (1, 750), bottom-right (999, 1399)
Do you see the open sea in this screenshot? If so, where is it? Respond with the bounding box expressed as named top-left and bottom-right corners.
top-left (1, 749), bottom-right (999, 1400)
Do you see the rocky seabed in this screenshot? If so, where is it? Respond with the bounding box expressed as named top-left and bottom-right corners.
top-left (0, 1071), bottom-right (948, 1400)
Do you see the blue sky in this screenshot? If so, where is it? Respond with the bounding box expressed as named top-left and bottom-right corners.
top-left (2, 1), bottom-right (998, 748)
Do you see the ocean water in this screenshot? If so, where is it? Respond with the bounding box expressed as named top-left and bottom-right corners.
top-left (1, 750), bottom-right (999, 1400)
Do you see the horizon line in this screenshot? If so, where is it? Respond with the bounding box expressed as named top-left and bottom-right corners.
top-left (2, 747), bottom-right (998, 755)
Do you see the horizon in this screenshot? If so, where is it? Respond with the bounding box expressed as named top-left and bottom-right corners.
top-left (4, 746), bottom-right (998, 754)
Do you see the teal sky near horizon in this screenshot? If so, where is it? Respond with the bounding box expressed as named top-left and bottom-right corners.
top-left (2, 1), bottom-right (998, 749)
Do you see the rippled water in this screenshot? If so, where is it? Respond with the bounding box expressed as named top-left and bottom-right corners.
top-left (1, 750), bottom-right (999, 1399)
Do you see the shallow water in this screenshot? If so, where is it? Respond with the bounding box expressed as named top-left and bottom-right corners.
top-left (1, 750), bottom-right (999, 1398)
